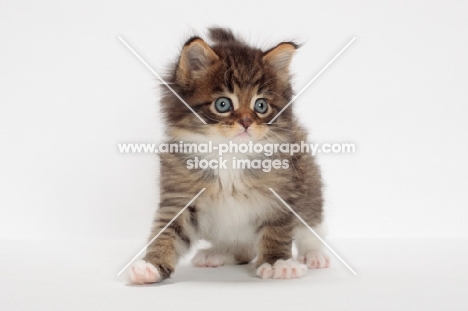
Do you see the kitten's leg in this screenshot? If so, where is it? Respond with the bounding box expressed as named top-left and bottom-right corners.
top-left (294, 224), bottom-right (330, 269)
top-left (128, 202), bottom-right (195, 284)
top-left (255, 219), bottom-right (307, 279)
top-left (192, 244), bottom-right (255, 267)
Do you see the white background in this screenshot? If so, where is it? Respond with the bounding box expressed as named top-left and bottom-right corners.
top-left (1, 0), bottom-right (467, 240)
top-left (1, 1), bottom-right (468, 310)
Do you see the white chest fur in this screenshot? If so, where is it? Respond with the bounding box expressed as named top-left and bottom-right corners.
top-left (196, 154), bottom-right (270, 245)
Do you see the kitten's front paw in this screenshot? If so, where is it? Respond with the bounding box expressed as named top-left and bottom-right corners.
top-left (256, 259), bottom-right (307, 279)
top-left (192, 249), bottom-right (235, 267)
top-left (298, 252), bottom-right (330, 269)
top-left (128, 260), bottom-right (162, 284)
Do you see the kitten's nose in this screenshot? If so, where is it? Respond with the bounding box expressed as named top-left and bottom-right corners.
top-left (239, 117), bottom-right (252, 129)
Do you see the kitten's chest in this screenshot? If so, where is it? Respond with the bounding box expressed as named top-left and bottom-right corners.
top-left (196, 160), bottom-right (270, 243)
top-left (197, 195), bottom-right (258, 243)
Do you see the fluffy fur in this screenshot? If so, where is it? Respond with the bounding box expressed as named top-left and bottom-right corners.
top-left (129, 28), bottom-right (329, 284)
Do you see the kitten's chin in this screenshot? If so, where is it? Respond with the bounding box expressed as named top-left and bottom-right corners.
top-left (233, 130), bottom-right (250, 140)
top-left (231, 128), bottom-right (265, 142)
top-left (233, 133), bottom-right (251, 142)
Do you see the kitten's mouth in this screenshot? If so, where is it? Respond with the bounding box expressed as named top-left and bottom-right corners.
top-left (234, 129), bottom-right (252, 140)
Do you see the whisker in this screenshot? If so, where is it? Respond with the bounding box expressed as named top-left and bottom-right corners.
top-left (257, 77), bottom-right (279, 91)
top-left (224, 67), bottom-right (233, 87)
top-left (269, 124), bottom-right (309, 136)
top-left (263, 90), bottom-right (290, 103)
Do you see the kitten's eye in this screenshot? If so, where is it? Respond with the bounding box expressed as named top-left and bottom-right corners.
top-left (214, 97), bottom-right (232, 113)
top-left (254, 98), bottom-right (268, 114)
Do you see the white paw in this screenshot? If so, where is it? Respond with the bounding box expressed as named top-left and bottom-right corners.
top-left (191, 249), bottom-right (234, 267)
top-left (128, 260), bottom-right (161, 284)
top-left (298, 252), bottom-right (330, 269)
top-left (256, 259), bottom-right (307, 279)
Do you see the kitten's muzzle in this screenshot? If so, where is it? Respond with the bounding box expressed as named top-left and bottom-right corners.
top-left (239, 117), bottom-right (253, 129)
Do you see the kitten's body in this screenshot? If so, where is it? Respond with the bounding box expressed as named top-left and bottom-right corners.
top-left (129, 29), bottom-right (329, 283)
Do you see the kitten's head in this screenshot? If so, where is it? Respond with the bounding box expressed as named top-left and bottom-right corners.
top-left (163, 28), bottom-right (297, 143)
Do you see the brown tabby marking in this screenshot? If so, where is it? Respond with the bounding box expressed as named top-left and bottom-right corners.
top-left (129, 28), bottom-right (326, 283)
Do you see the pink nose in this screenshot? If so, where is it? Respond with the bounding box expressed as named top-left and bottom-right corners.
top-left (239, 117), bottom-right (252, 129)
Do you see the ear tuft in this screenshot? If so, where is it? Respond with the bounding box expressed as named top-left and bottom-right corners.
top-left (176, 38), bottom-right (218, 84)
top-left (263, 42), bottom-right (298, 76)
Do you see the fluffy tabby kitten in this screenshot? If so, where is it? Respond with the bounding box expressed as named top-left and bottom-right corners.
top-left (129, 28), bottom-right (329, 283)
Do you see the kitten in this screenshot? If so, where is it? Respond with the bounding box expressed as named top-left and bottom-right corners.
top-left (129, 28), bottom-right (329, 283)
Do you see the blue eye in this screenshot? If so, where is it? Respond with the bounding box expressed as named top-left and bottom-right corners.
top-left (214, 97), bottom-right (232, 113)
top-left (254, 98), bottom-right (268, 114)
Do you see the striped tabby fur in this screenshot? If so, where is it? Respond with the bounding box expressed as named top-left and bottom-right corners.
top-left (129, 28), bottom-right (329, 284)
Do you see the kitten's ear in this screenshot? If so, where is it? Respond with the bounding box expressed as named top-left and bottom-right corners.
top-left (176, 37), bottom-right (218, 84)
top-left (263, 42), bottom-right (298, 77)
